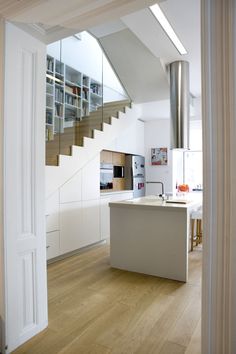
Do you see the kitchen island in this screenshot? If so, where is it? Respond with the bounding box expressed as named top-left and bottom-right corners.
top-left (109, 195), bottom-right (202, 282)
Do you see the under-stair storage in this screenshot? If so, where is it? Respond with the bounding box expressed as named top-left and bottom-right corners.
top-left (45, 107), bottom-right (143, 260)
top-left (46, 191), bottom-right (60, 260)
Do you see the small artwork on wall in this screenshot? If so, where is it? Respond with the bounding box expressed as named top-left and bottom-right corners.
top-left (151, 147), bottom-right (168, 165)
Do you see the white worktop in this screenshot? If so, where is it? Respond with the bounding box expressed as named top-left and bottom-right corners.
top-left (109, 193), bottom-right (202, 211)
top-left (100, 190), bottom-right (133, 196)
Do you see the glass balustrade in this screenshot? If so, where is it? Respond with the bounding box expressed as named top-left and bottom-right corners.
top-left (45, 31), bottom-right (131, 166)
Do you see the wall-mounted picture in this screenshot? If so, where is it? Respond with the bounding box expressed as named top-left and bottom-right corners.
top-left (151, 147), bottom-right (168, 165)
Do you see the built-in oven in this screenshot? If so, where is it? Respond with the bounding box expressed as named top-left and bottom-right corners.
top-left (100, 163), bottom-right (113, 190)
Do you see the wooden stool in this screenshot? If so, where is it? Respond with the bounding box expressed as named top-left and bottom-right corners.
top-left (190, 208), bottom-right (203, 251)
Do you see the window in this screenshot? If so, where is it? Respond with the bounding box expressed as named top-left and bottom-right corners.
top-left (184, 150), bottom-right (203, 190)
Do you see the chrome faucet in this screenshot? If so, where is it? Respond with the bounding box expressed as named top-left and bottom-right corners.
top-left (146, 181), bottom-right (165, 200)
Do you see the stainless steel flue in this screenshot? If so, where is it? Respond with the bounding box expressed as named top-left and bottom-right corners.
top-left (169, 61), bottom-right (190, 149)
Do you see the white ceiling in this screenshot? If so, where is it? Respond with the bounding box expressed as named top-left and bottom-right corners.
top-left (91, 0), bottom-right (201, 98)
top-left (0, 0), bottom-right (46, 18)
top-left (3, 0), bottom-right (158, 43)
top-left (138, 100), bottom-right (170, 121)
top-left (99, 29), bottom-right (169, 103)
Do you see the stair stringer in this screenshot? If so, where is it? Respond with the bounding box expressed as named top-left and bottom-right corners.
top-left (46, 103), bottom-right (141, 198)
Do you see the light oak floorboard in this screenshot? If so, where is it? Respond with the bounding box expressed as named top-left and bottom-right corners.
top-left (159, 341), bottom-right (186, 354)
top-left (185, 318), bottom-right (201, 354)
top-left (13, 244), bottom-right (202, 354)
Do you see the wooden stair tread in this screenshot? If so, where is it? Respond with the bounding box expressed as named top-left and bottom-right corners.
top-left (46, 100), bottom-right (131, 166)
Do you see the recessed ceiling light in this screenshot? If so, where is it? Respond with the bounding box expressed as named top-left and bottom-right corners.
top-left (149, 3), bottom-right (187, 55)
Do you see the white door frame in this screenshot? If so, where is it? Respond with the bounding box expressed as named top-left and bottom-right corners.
top-left (201, 0), bottom-right (236, 353)
top-left (0, 17), bottom-right (6, 354)
top-left (0, 1), bottom-right (236, 353)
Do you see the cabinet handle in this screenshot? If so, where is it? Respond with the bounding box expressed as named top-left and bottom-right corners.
top-left (46, 246), bottom-right (50, 249)
top-left (46, 214), bottom-right (50, 217)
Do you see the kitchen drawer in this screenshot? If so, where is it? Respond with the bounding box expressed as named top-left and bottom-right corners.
top-left (46, 231), bottom-right (60, 260)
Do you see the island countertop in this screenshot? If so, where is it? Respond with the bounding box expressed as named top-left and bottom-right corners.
top-left (109, 194), bottom-right (202, 211)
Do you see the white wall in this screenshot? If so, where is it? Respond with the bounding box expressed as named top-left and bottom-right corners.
top-left (107, 119), bottom-right (144, 156)
top-left (189, 119), bottom-right (202, 150)
top-left (144, 113), bottom-right (202, 196)
top-left (144, 119), bottom-right (173, 195)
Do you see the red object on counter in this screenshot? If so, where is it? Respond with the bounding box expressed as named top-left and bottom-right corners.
top-left (178, 184), bottom-right (189, 192)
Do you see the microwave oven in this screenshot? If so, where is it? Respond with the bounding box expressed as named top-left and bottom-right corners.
top-left (113, 165), bottom-right (124, 178)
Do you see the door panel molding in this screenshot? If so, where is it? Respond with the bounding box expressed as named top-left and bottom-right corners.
top-left (4, 22), bottom-right (47, 353)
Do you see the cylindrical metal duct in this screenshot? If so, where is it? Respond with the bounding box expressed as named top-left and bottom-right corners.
top-left (169, 61), bottom-right (190, 149)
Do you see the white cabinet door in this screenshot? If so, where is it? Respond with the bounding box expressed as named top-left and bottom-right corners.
top-left (82, 200), bottom-right (100, 247)
top-left (60, 200), bottom-right (100, 256)
top-left (100, 197), bottom-right (111, 240)
top-left (100, 192), bottom-right (133, 241)
top-left (60, 170), bottom-right (82, 203)
top-left (46, 191), bottom-right (59, 232)
top-left (60, 202), bottom-right (82, 254)
top-left (111, 192), bottom-right (133, 202)
top-left (82, 156), bottom-right (100, 201)
top-left (46, 231), bottom-right (60, 260)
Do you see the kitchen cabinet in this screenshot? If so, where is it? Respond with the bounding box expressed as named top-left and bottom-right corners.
top-left (46, 231), bottom-right (60, 260)
top-left (100, 150), bottom-right (126, 166)
top-left (46, 191), bottom-right (59, 233)
top-left (112, 178), bottom-right (125, 191)
top-left (100, 196), bottom-right (111, 240)
top-left (82, 200), bottom-right (100, 246)
top-left (82, 156), bottom-right (100, 200)
top-left (100, 191), bottom-right (133, 240)
top-left (46, 191), bottom-right (60, 260)
top-left (60, 201), bottom-right (83, 253)
top-left (60, 170), bottom-right (82, 203)
top-left (100, 150), bottom-right (112, 164)
top-left (112, 152), bottom-right (125, 166)
top-left (60, 199), bottom-right (100, 254)
top-left (111, 192), bottom-right (133, 202)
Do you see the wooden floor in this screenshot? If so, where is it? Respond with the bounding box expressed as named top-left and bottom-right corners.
top-left (14, 243), bottom-right (202, 354)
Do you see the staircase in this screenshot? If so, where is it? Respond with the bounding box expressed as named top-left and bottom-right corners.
top-left (46, 100), bottom-right (140, 198)
top-left (46, 100), bottom-right (131, 166)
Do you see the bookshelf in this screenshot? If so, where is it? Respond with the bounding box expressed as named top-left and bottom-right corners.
top-left (45, 55), bottom-right (103, 141)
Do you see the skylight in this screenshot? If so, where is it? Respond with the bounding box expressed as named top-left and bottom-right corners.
top-left (149, 3), bottom-right (187, 55)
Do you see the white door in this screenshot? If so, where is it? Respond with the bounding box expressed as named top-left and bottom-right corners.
top-left (4, 22), bottom-right (47, 353)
